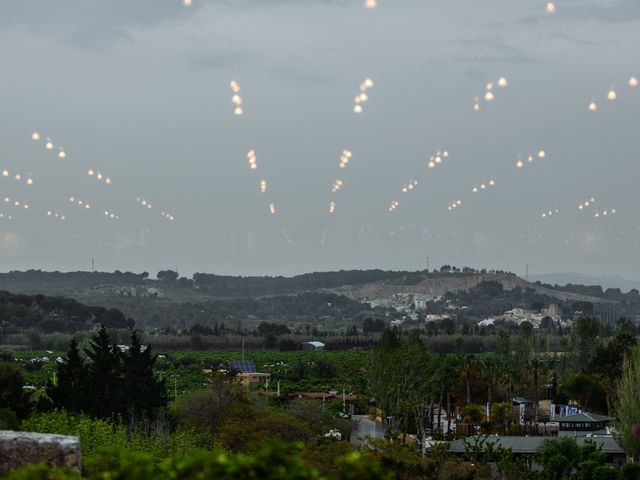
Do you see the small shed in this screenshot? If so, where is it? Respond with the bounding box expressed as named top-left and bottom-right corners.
top-left (302, 341), bottom-right (325, 351)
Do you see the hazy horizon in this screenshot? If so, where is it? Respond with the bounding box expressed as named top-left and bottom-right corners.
top-left (1, 1), bottom-right (639, 278)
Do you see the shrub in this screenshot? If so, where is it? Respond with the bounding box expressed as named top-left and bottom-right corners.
top-left (1, 442), bottom-right (390, 480)
top-left (21, 410), bottom-right (206, 463)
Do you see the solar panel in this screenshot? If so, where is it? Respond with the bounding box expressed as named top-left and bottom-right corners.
top-left (229, 360), bottom-right (256, 373)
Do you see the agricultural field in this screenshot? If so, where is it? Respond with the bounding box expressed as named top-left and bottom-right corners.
top-left (9, 349), bottom-right (372, 400)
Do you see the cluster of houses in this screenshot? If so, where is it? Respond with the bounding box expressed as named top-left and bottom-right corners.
top-left (225, 350), bottom-right (627, 467)
top-left (368, 293), bottom-right (434, 317)
top-left (449, 410), bottom-right (625, 467)
top-left (477, 304), bottom-right (568, 329)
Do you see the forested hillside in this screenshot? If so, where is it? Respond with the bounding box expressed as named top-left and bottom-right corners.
top-left (0, 291), bottom-right (134, 333)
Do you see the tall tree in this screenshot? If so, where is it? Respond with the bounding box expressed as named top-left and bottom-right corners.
top-left (572, 317), bottom-right (601, 372)
top-left (591, 333), bottom-right (637, 413)
top-left (0, 362), bottom-right (30, 418)
top-left (367, 329), bottom-right (413, 439)
top-left (527, 358), bottom-right (542, 424)
top-left (615, 348), bottom-right (640, 463)
top-left (479, 355), bottom-right (500, 419)
top-left (122, 331), bottom-right (167, 420)
top-left (47, 338), bottom-right (87, 413)
top-left (457, 354), bottom-right (476, 405)
top-left (435, 355), bottom-right (459, 435)
top-left (83, 325), bottom-right (124, 418)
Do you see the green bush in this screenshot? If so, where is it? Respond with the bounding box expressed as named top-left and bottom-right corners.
top-left (591, 465), bottom-right (620, 480)
top-left (21, 410), bottom-right (207, 463)
top-left (1, 442), bottom-right (390, 480)
top-left (0, 407), bottom-right (19, 430)
top-left (0, 463), bottom-right (78, 480)
top-left (620, 463), bottom-right (640, 480)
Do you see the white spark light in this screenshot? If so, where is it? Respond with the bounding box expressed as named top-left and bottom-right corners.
top-left (354, 78), bottom-right (374, 113)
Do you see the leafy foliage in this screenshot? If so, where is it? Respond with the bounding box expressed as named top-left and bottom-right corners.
top-left (615, 348), bottom-right (640, 462)
top-left (1, 441), bottom-right (391, 480)
top-left (0, 361), bottom-right (31, 418)
top-left (0, 290), bottom-right (133, 333)
top-left (46, 327), bottom-right (167, 420)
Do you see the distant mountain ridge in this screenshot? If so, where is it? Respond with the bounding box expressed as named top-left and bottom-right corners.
top-left (327, 272), bottom-right (611, 304)
top-left (530, 273), bottom-right (640, 293)
top-left (0, 269), bottom-right (615, 304)
top-left (0, 269), bottom-right (626, 327)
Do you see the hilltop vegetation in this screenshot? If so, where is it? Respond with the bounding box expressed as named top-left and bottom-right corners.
top-left (0, 268), bottom-right (509, 299)
top-left (0, 290), bottom-right (134, 334)
top-left (1, 269), bottom-right (640, 336)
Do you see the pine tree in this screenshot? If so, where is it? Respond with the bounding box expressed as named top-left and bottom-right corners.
top-left (47, 338), bottom-right (87, 413)
top-left (0, 361), bottom-right (30, 418)
top-left (83, 325), bottom-right (124, 418)
top-left (122, 331), bottom-right (167, 420)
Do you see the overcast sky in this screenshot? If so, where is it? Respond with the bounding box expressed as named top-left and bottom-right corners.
top-left (0, 0), bottom-right (638, 278)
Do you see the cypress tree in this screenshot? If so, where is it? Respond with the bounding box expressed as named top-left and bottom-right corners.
top-left (83, 325), bottom-right (124, 418)
top-left (122, 331), bottom-right (167, 420)
top-left (0, 361), bottom-right (30, 418)
top-left (47, 338), bottom-right (87, 413)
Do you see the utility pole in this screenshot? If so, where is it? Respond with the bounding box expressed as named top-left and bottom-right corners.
top-left (91, 258), bottom-right (95, 272)
top-left (426, 256), bottom-right (430, 272)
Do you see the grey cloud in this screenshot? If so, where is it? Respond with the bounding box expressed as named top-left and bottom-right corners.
top-left (452, 37), bottom-right (545, 66)
top-left (0, 0), bottom-right (350, 50)
top-left (0, 0), bottom-right (196, 49)
top-left (269, 67), bottom-right (328, 86)
top-left (189, 50), bottom-right (260, 72)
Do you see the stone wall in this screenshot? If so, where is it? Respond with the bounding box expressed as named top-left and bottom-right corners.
top-left (0, 430), bottom-right (81, 473)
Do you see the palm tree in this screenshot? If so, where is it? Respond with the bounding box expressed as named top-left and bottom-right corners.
top-left (526, 357), bottom-right (542, 424)
top-left (479, 355), bottom-right (500, 420)
top-left (499, 363), bottom-right (516, 406)
top-left (492, 402), bottom-right (512, 434)
top-left (457, 354), bottom-right (476, 405)
top-left (436, 356), bottom-right (459, 436)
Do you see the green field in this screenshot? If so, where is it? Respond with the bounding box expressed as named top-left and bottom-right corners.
top-left (11, 349), bottom-right (371, 400)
